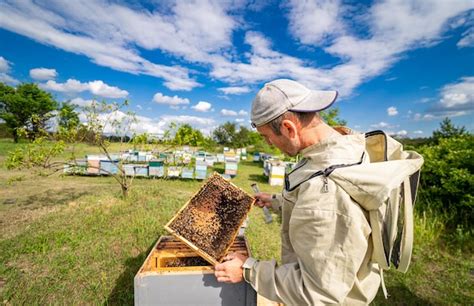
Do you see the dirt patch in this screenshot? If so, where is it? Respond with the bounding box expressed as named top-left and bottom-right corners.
top-left (167, 173), bottom-right (254, 263)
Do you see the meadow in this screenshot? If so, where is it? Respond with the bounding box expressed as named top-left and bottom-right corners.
top-left (0, 138), bottom-right (472, 304)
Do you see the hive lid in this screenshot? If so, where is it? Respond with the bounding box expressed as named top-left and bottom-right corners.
top-left (164, 172), bottom-right (255, 265)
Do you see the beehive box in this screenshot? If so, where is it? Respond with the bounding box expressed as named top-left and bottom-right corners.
top-left (181, 167), bottom-right (194, 179)
top-left (134, 235), bottom-right (257, 306)
top-left (165, 173), bottom-right (254, 265)
top-left (269, 162), bottom-right (285, 186)
top-left (99, 160), bottom-right (119, 175)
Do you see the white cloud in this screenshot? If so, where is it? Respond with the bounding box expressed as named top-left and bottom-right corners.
top-left (458, 30), bottom-right (474, 47)
top-left (370, 121), bottom-right (399, 129)
top-left (387, 106), bottom-right (398, 116)
top-left (218, 86), bottom-right (251, 95)
top-left (88, 80), bottom-right (128, 98)
top-left (235, 118), bottom-right (245, 123)
top-left (30, 68), bottom-right (57, 80)
top-left (0, 56), bottom-right (19, 85)
top-left (69, 97), bottom-right (94, 107)
top-left (41, 79), bottom-right (128, 98)
top-left (413, 130), bottom-right (424, 134)
top-left (286, 0), bottom-right (342, 45)
top-left (0, 56), bottom-right (10, 73)
top-left (192, 101), bottom-right (212, 112)
top-left (159, 115), bottom-right (216, 135)
top-left (0, 0), bottom-right (204, 91)
top-left (153, 92), bottom-right (190, 106)
top-left (388, 130), bottom-right (408, 138)
top-left (221, 109), bottom-right (238, 116)
top-left (43, 79), bottom-right (87, 93)
top-left (283, 0), bottom-right (474, 94)
top-left (136, 104), bottom-right (142, 110)
top-left (457, 12), bottom-right (474, 48)
top-left (422, 77), bottom-right (474, 119)
top-left (0, 1), bottom-right (472, 96)
top-left (219, 109), bottom-right (248, 117)
top-left (439, 77), bottom-right (474, 108)
top-left (76, 107), bottom-right (215, 136)
top-left (0, 73), bottom-right (19, 85)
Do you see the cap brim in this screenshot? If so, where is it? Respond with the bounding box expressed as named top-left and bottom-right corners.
top-left (290, 90), bottom-right (338, 112)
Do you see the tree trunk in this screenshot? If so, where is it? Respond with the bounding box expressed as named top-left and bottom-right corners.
top-left (13, 129), bottom-right (19, 143)
top-left (121, 185), bottom-right (129, 198)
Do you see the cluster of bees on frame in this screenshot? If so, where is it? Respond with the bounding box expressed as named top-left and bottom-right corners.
top-left (163, 256), bottom-right (210, 268)
top-left (169, 174), bottom-right (254, 262)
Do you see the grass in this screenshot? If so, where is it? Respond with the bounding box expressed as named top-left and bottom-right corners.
top-left (0, 138), bottom-right (472, 304)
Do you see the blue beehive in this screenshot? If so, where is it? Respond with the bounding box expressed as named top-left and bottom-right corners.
top-left (100, 160), bottom-right (119, 175)
top-left (134, 165), bottom-right (149, 177)
top-left (195, 161), bottom-right (207, 180)
top-left (181, 167), bottom-right (194, 179)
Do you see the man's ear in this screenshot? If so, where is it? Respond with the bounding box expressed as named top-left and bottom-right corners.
top-left (281, 119), bottom-right (298, 138)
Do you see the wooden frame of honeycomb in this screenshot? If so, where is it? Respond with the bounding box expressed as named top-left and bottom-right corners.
top-left (165, 173), bottom-right (255, 265)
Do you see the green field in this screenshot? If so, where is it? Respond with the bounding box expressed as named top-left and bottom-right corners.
top-left (0, 138), bottom-right (472, 304)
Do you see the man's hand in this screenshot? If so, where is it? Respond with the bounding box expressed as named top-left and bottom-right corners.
top-left (254, 192), bottom-right (272, 208)
top-left (214, 252), bottom-right (248, 283)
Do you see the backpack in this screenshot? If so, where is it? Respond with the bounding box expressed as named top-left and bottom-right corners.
top-left (328, 130), bottom-right (424, 298)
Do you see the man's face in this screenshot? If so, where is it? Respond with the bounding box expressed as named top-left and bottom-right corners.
top-left (256, 124), bottom-right (299, 156)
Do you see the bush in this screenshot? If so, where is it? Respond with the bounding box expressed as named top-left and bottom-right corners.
top-left (416, 134), bottom-right (473, 230)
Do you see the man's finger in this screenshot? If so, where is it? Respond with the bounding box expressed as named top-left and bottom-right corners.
top-left (216, 276), bottom-right (229, 283)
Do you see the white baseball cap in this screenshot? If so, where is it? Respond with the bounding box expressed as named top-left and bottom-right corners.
top-left (251, 79), bottom-right (338, 127)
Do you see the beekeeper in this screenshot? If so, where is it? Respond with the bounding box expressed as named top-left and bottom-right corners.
top-left (215, 79), bottom-right (381, 305)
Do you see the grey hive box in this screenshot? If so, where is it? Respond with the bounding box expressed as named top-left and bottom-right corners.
top-left (134, 235), bottom-right (257, 306)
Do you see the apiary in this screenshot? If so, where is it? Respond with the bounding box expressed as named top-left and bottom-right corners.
top-left (134, 235), bottom-right (257, 306)
top-left (165, 173), bottom-right (254, 265)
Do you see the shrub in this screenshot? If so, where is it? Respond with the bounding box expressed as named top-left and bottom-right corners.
top-left (416, 134), bottom-right (473, 230)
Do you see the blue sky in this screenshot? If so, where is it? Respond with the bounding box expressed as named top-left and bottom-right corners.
top-left (0, 0), bottom-right (473, 138)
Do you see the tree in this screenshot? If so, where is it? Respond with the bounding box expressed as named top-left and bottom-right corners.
top-left (212, 122), bottom-right (237, 146)
top-left (320, 107), bottom-right (347, 127)
top-left (0, 83), bottom-right (58, 142)
top-left (233, 126), bottom-right (250, 148)
top-left (58, 102), bottom-right (80, 130)
top-left (173, 124), bottom-right (204, 146)
top-left (432, 117), bottom-right (467, 143)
